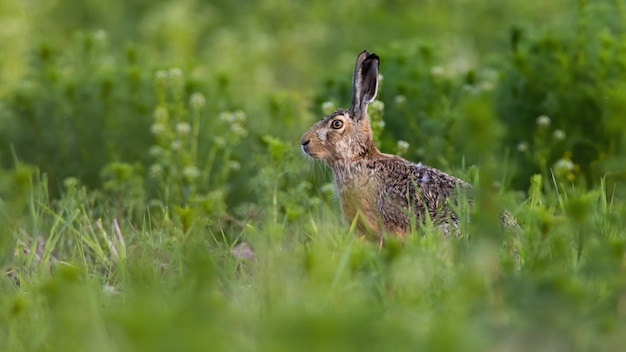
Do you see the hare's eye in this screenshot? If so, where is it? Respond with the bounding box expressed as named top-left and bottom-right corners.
top-left (331, 120), bottom-right (344, 129)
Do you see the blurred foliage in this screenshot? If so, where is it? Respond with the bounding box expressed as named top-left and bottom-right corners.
top-left (495, 0), bottom-right (626, 191)
top-left (1, 0), bottom-right (626, 351)
top-left (0, 32), bottom-right (154, 193)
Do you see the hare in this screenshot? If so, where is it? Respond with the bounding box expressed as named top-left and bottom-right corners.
top-left (300, 50), bottom-right (473, 240)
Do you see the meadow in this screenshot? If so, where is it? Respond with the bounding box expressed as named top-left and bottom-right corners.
top-left (1, 0), bottom-right (626, 351)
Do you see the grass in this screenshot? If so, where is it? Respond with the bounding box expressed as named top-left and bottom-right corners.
top-left (1, 0), bottom-right (626, 351)
top-left (2, 167), bottom-right (625, 351)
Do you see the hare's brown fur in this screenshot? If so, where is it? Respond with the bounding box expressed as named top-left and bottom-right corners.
top-left (301, 50), bottom-right (471, 239)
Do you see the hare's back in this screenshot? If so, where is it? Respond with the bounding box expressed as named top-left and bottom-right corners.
top-left (373, 156), bottom-right (469, 205)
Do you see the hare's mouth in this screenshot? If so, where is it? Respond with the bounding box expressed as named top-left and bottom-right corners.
top-left (300, 137), bottom-right (327, 159)
top-left (301, 142), bottom-right (322, 159)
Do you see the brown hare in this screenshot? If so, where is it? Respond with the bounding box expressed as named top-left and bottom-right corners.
top-left (300, 50), bottom-right (473, 240)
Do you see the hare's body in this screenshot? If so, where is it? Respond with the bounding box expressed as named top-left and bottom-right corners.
top-left (301, 50), bottom-right (472, 239)
top-left (330, 150), bottom-right (469, 236)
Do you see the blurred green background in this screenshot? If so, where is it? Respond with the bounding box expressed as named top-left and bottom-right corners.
top-left (1, 0), bottom-right (626, 351)
top-left (1, 0), bottom-right (625, 200)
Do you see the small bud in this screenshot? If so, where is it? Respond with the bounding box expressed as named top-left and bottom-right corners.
top-left (63, 177), bottom-right (78, 189)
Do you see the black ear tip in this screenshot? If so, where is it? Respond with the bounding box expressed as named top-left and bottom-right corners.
top-left (367, 53), bottom-right (379, 62)
top-left (362, 53), bottom-right (380, 69)
top-left (358, 50), bottom-right (378, 60)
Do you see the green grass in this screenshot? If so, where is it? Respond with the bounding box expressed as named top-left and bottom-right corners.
top-left (2, 0), bottom-right (626, 351)
top-left (2, 172), bottom-right (626, 351)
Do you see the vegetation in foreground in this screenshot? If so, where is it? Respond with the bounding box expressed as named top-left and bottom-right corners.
top-left (1, 0), bottom-right (626, 351)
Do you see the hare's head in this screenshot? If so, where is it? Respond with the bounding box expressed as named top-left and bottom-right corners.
top-left (300, 50), bottom-right (380, 164)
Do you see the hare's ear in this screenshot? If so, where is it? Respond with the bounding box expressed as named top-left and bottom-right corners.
top-left (350, 50), bottom-right (380, 120)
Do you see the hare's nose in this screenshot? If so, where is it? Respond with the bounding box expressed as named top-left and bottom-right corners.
top-left (301, 139), bottom-right (310, 154)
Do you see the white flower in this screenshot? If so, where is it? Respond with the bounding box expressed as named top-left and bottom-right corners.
top-left (231, 123), bottom-right (248, 137)
top-left (377, 74), bottom-right (384, 81)
top-left (233, 110), bottom-right (247, 122)
top-left (168, 68), bottom-right (184, 94)
top-left (320, 183), bottom-right (335, 194)
top-left (517, 142), bottom-right (528, 152)
top-left (155, 70), bottom-right (167, 83)
top-left (214, 137), bottom-right (226, 148)
top-left (553, 158), bottom-right (574, 173)
top-left (394, 95), bottom-right (407, 106)
top-left (150, 123), bottom-right (167, 136)
top-left (94, 30), bottom-right (107, 43)
top-left (168, 68), bottom-right (183, 80)
top-left (321, 101), bottom-right (336, 115)
top-left (182, 166), bottom-right (200, 179)
top-left (430, 66), bottom-right (445, 76)
top-left (536, 115), bottom-right (551, 128)
top-left (149, 164), bottom-right (164, 178)
top-left (170, 140), bottom-right (182, 150)
top-left (228, 160), bottom-right (241, 171)
top-left (176, 122), bottom-right (191, 135)
top-left (219, 111), bottom-right (235, 122)
top-left (370, 100), bottom-right (385, 112)
top-left (397, 140), bottom-right (410, 154)
top-left (149, 146), bottom-right (165, 157)
top-left (553, 129), bottom-right (566, 141)
top-left (374, 120), bottom-right (385, 129)
top-left (190, 93), bottom-right (206, 110)
top-left (463, 84), bottom-right (479, 95)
